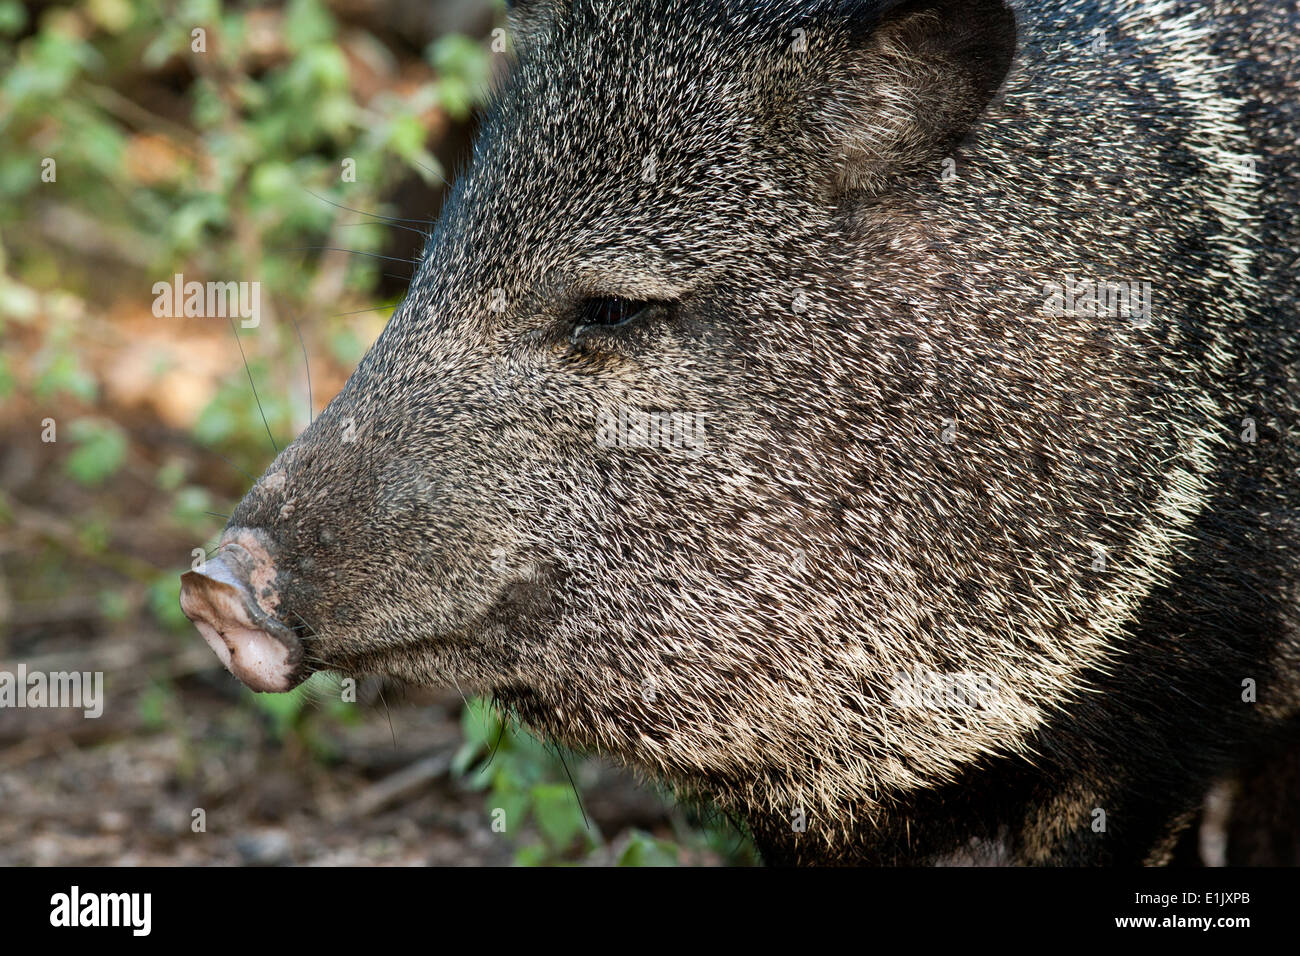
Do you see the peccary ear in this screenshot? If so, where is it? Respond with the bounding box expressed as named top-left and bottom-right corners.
top-left (505, 0), bottom-right (567, 50)
top-left (798, 0), bottom-right (1016, 198)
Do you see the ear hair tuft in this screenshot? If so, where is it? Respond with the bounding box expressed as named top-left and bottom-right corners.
top-left (505, 0), bottom-right (569, 51)
top-left (811, 0), bottom-right (1017, 198)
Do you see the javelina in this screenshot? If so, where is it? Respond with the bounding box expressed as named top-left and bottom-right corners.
top-left (180, 0), bottom-right (1300, 865)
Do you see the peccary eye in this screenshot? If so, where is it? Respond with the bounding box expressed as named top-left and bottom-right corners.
top-left (570, 296), bottom-right (663, 344)
top-left (583, 297), bottom-right (651, 327)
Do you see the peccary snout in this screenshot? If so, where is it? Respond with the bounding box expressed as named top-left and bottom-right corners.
top-left (179, 530), bottom-right (305, 693)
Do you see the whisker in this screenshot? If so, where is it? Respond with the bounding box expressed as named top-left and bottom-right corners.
top-left (337, 220), bottom-right (431, 241)
top-left (194, 445), bottom-right (257, 483)
top-left (330, 300), bottom-right (404, 319)
top-left (228, 316), bottom-right (279, 455)
top-left (480, 702), bottom-right (511, 772)
top-left (303, 188), bottom-right (436, 231)
top-left (554, 746), bottom-right (592, 832)
top-left (289, 610), bottom-right (319, 637)
top-left (288, 313), bottom-right (314, 427)
top-left (409, 157), bottom-right (452, 190)
top-left (377, 686), bottom-right (398, 749)
top-left (278, 245), bottom-right (420, 267)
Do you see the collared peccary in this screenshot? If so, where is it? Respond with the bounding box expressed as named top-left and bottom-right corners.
top-left (179, 0), bottom-right (1300, 865)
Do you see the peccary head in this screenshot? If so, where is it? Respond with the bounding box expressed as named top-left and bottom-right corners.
top-left (183, 0), bottom-right (1224, 857)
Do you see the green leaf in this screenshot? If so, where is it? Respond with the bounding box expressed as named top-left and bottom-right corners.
top-left (513, 843), bottom-right (549, 867)
top-left (97, 588), bottom-right (131, 622)
top-left (490, 790), bottom-right (531, 839)
top-left (137, 682), bottom-right (175, 731)
top-left (64, 418), bottom-right (127, 485)
top-left (284, 0), bottom-right (336, 51)
top-left (34, 350), bottom-right (97, 402)
top-left (3, 32), bottom-right (95, 104)
top-left (251, 685), bottom-right (306, 736)
top-left (141, 25), bottom-right (188, 69)
top-left (617, 830), bottom-right (680, 867)
top-left (531, 782), bottom-right (588, 850)
top-left (168, 195), bottom-right (227, 251)
top-left (148, 573), bottom-right (193, 633)
top-left (426, 34), bottom-right (492, 90)
top-left (0, 0), bottom-right (26, 36)
top-left (434, 79), bottom-right (474, 121)
top-left (249, 161), bottom-right (295, 198)
top-left (451, 738), bottom-right (486, 779)
top-left (155, 458), bottom-right (188, 492)
top-left (172, 485), bottom-right (217, 531)
top-left (78, 519), bottom-right (111, 553)
top-left (459, 697), bottom-right (502, 751)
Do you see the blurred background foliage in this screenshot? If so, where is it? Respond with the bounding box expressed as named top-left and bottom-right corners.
top-left (0, 0), bottom-right (755, 865)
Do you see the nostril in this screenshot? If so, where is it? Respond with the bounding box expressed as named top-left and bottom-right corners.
top-left (180, 550), bottom-right (305, 694)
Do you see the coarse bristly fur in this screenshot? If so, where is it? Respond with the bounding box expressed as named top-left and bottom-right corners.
top-left (212, 0), bottom-right (1299, 865)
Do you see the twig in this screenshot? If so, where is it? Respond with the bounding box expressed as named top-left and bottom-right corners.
top-left (341, 752), bottom-right (451, 820)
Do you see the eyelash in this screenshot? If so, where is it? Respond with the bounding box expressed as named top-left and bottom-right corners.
top-left (570, 297), bottom-right (664, 343)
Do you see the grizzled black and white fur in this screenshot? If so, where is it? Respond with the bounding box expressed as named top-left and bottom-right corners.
top-left (180, 0), bottom-right (1300, 865)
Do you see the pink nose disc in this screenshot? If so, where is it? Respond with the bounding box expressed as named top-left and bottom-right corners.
top-left (180, 548), bottom-right (302, 693)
